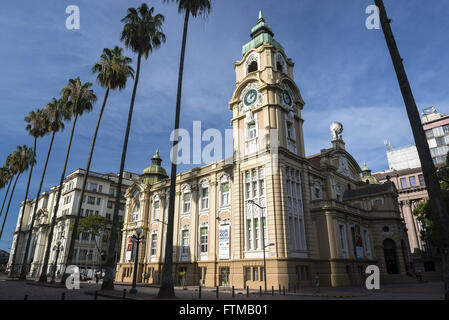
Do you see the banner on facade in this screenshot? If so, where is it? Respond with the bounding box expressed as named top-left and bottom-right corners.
top-left (125, 236), bottom-right (133, 261)
top-left (218, 224), bottom-right (230, 260)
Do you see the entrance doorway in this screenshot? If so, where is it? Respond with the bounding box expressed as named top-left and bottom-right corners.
top-left (219, 267), bottom-right (230, 287)
top-left (383, 239), bottom-right (399, 274)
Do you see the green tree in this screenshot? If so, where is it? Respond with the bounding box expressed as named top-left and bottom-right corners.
top-left (0, 145), bottom-right (36, 239)
top-left (62, 47), bottom-right (134, 284)
top-left (414, 152), bottom-right (449, 247)
top-left (19, 98), bottom-right (67, 280)
top-left (159, 0), bottom-right (212, 298)
top-left (0, 167), bottom-right (13, 222)
top-left (39, 79), bottom-right (97, 283)
top-left (101, 3), bottom-right (166, 291)
top-left (9, 109), bottom-right (49, 277)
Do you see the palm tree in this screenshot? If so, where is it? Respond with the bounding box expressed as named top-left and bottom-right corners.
top-left (0, 145), bottom-right (35, 239)
top-left (38, 79), bottom-right (96, 283)
top-left (375, 0), bottom-right (449, 300)
top-left (62, 47), bottom-right (134, 284)
top-left (0, 167), bottom-right (12, 222)
top-left (101, 4), bottom-right (166, 291)
top-left (19, 98), bottom-right (67, 280)
top-left (9, 109), bottom-right (49, 277)
top-left (159, 0), bottom-right (212, 298)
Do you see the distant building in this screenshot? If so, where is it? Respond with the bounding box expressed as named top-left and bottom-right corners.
top-left (7, 169), bottom-right (138, 278)
top-left (422, 106), bottom-right (449, 165)
top-left (374, 114), bottom-right (444, 278)
top-left (386, 145), bottom-right (421, 171)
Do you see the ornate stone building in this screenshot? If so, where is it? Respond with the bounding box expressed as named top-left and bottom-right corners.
top-left (115, 12), bottom-right (412, 289)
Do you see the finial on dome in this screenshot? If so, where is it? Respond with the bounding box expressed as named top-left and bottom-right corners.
top-left (258, 10), bottom-right (263, 20)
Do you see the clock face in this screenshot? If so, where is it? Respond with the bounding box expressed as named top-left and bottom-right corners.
top-left (244, 89), bottom-right (258, 106)
top-left (282, 90), bottom-right (292, 106)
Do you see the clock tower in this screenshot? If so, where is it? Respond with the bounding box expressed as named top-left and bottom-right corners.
top-left (228, 11), bottom-right (310, 264)
top-left (229, 11), bottom-right (306, 160)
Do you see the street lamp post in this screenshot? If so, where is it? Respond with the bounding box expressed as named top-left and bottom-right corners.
top-left (130, 228), bottom-right (145, 294)
top-left (247, 200), bottom-right (274, 293)
top-left (51, 240), bottom-right (63, 284)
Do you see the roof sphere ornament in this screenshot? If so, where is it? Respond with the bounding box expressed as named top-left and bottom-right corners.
top-left (330, 121), bottom-right (344, 141)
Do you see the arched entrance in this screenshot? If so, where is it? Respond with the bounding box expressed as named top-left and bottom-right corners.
top-left (383, 239), bottom-right (399, 274)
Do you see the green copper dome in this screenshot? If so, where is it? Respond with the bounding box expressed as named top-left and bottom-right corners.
top-left (361, 162), bottom-right (379, 185)
top-left (242, 11), bottom-right (284, 57)
top-left (142, 149), bottom-right (168, 182)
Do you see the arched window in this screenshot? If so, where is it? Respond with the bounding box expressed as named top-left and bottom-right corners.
top-left (248, 61), bottom-right (258, 73)
top-left (219, 174), bottom-right (231, 208)
top-left (245, 52), bottom-right (260, 76)
top-left (132, 190), bottom-right (140, 222)
top-left (275, 53), bottom-right (286, 73)
top-left (182, 185), bottom-right (191, 214)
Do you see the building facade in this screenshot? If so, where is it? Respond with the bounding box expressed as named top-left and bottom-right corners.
top-left (115, 13), bottom-right (412, 289)
top-left (7, 169), bottom-right (137, 278)
top-left (422, 106), bottom-right (449, 165)
top-left (374, 153), bottom-right (442, 279)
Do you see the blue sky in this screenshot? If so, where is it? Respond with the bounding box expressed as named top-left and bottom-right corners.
top-left (1, 0), bottom-right (448, 251)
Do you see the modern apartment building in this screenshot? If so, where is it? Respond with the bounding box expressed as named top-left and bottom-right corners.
top-left (7, 169), bottom-right (138, 278)
top-left (422, 106), bottom-right (449, 165)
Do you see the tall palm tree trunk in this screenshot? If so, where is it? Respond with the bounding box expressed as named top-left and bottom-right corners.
top-left (0, 179), bottom-right (13, 220)
top-left (375, 0), bottom-right (449, 299)
top-left (0, 173), bottom-right (21, 239)
top-left (9, 138), bottom-right (37, 278)
top-left (20, 132), bottom-right (56, 280)
top-left (158, 10), bottom-right (189, 298)
top-left (62, 88), bottom-right (110, 284)
top-left (102, 54), bottom-right (142, 291)
top-left (39, 116), bottom-right (78, 283)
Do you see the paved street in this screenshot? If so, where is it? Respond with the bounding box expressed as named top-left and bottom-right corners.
top-left (0, 274), bottom-right (445, 300)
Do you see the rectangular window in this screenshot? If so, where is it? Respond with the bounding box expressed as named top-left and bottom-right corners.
top-left (245, 267), bottom-right (251, 282)
top-left (254, 218), bottom-right (259, 250)
top-left (260, 267), bottom-right (265, 281)
top-left (201, 187), bottom-right (209, 210)
top-left (107, 201), bottom-right (113, 209)
top-left (253, 267), bottom-right (259, 281)
top-left (200, 227), bottom-right (208, 253)
top-left (221, 182), bottom-right (230, 207)
top-left (96, 198), bottom-right (101, 205)
top-left (98, 185), bottom-right (103, 193)
top-left (418, 174), bottom-right (425, 186)
top-left (247, 219), bottom-right (252, 250)
top-left (151, 234), bottom-right (157, 256)
top-left (106, 213), bottom-right (111, 220)
top-left (87, 196), bottom-right (95, 204)
top-left (181, 230), bottom-right (189, 255)
top-left (400, 178), bottom-right (408, 189)
top-left (90, 183), bottom-right (98, 192)
top-left (339, 224), bottom-right (347, 256)
top-left (183, 192), bottom-right (191, 213)
top-left (409, 176), bottom-right (417, 187)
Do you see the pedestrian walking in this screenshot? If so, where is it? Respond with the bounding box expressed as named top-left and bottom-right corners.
top-left (95, 272), bottom-right (100, 284)
top-left (314, 272), bottom-right (320, 293)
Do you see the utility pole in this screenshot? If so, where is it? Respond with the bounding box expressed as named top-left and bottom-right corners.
top-left (374, 0), bottom-right (449, 299)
